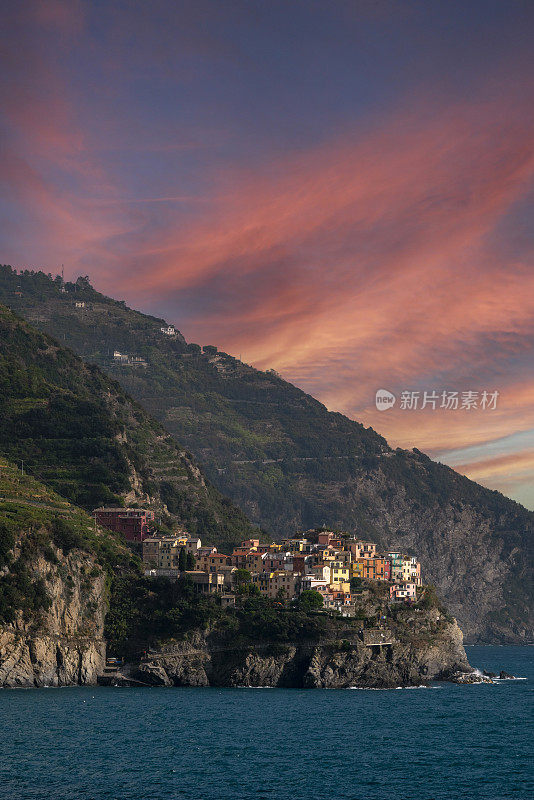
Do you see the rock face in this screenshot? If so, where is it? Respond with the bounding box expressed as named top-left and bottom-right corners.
top-left (0, 546), bottom-right (107, 688)
top-left (132, 612), bottom-right (471, 689)
top-left (0, 631), bottom-right (105, 687)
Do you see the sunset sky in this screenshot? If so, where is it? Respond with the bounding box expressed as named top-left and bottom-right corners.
top-left (2, 1), bottom-right (534, 508)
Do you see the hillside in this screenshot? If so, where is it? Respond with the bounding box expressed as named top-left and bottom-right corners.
top-left (1, 265), bottom-right (533, 644)
top-left (0, 301), bottom-right (260, 553)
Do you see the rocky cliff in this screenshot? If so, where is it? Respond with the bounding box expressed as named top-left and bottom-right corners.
top-left (0, 545), bottom-right (107, 688)
top-left (0, 457), bottom-right (133, 688)
top-left (128, 607), bottom-right (470, 689)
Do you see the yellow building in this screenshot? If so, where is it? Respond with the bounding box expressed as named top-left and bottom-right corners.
top-left (142, 536), bottom-right (186, 569)
top-left (330, 561), bottom-right (350, 585)
top-left (330, 580), bottom-right (351, 594)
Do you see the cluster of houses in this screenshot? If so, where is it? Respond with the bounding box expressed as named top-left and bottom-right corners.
top-left (92, 509), bottom-right (422, 613)
top-left (144, 534), bottom-right (421, 615)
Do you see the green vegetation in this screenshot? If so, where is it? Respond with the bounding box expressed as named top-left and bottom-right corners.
top-left (296, 589), bottom-right (324, 611)
top-left (104, 573), bottom-right (333, 656)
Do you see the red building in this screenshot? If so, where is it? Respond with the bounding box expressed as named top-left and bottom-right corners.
top-left (94, 507), bottom-right (155, 542)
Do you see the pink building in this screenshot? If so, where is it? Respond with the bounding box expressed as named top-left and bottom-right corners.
top-left (390, 582), bottom-right (417, 602)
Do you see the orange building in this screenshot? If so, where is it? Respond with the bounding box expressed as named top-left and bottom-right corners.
top-left (352, 556), bottom-right (388, 581)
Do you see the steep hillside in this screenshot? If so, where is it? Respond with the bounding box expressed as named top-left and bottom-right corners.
top-left (1, 266), bottom-right (532, 644)
top-left (0, 302), bottom-right (260, 552)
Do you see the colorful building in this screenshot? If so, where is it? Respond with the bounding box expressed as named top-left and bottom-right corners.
top-left (94, 507), bottom-right (155, 542)
top-left (390, 582), bottom-right (417, 602)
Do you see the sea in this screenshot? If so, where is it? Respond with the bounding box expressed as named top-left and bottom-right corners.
top-left (0, 646), bottom-right (532, 800)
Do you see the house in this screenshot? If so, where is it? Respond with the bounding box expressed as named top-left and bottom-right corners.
top-left (231, 546), bottom-right (256, 568)
top-left (410, 558), bottom-right (422, 586)
top-left (142, 536), bottom-right (165, 567)
top-left (347, 540), bottom-right (377, 559)
top-left (130, 356), bottom-right (148, 367)
top-left (241, 538), bottom-right (260, 549)
top-left (245, 551), bottom-right (266, 572)
top-left (160, 325), bottom-right (176, 336)
top-left (142, 535), bottom-right (193, 569)
top-left (329, 561), bottom-right (350, 586)
top-left (113, 350), bottom-right (129, 363)
top-left (387, 552), bottom-right (405, 580)
top-left (311, 564), bottom-right (331, 583)
top-left (300, 576), bottom-right (329, 593)
top-left (197, 545), bottom-right (217, 558)
top-left (220, 594), bottom-right (236, 608)
top-left (186, 570), bottom-right (226, 594)
top-left (280, 537), bottom-right (308, 552)
top-left (351, 556), bottom-right (389, 582)
top-left (184, 536), bottom-right (202, 554)
top-left (390, 582), bottom-right (417, 602)
top-left (215, 565), bottom-right (238, 588)
top-left (401, 556), bottom-right (422, 586)
top-left (198, 553), bottom-right (231, 572)
top-left (75, 301), bottom-right (85, 308)
top-left (94, 507), bottom-right (154, 542)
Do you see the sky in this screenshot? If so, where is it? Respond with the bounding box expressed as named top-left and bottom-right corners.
top-left (2, 0), bottom-right (534, 508)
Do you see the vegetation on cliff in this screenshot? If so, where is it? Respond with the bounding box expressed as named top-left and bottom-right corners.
top-left (0, 458), bottom-right (135, 625)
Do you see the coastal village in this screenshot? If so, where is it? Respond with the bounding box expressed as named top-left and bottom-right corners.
top-left (94, 507), bottom-right (423, 614)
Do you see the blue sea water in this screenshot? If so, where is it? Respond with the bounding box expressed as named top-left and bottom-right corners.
top-left (0, 646), bottom-right (532, 800)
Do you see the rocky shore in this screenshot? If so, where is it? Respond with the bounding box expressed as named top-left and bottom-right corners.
top-left (121, 610), bottom-right (472, 689)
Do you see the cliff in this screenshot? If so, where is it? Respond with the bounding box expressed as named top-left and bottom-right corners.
top-left (0, 460), bottom-right (472, 689)
top-left (102, 577), bottom-right (473, 689)
top-left (0, 548), bottom-right (107, 688)
top-left (0, 458), bottom-right (131, 687)
top-left (130, 610), bottom-right (470, 689)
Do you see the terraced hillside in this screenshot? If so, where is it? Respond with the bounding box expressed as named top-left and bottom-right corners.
top-left (0, 302), bottom-right (260, 552)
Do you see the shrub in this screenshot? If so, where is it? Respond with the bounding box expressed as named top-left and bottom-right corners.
top-left (51, 517), bottom-right (85, 554)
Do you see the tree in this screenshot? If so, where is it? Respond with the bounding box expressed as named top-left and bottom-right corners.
top-left (186, 551), bottom-right (195, 569)
top-left (178, 547), bottom-right (187, 571)
top-left (297, 590), bottom-right (323, 612)
top-left (234, 568), bottom-right (252, 586)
